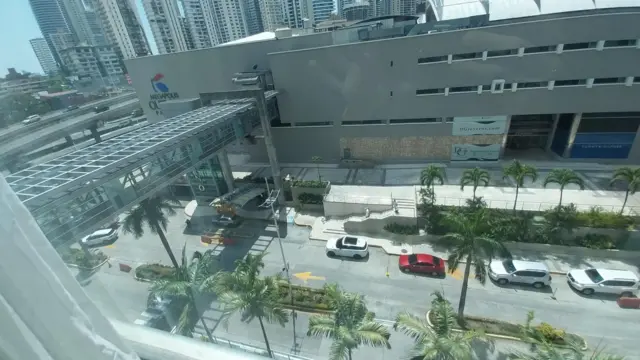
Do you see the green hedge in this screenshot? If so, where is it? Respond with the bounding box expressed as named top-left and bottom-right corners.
top-left (298, 192), bottom-right (324, 205)
top-left (276, 283), bottom-right (335, 311)
top-left (136, 263), bottom-right (176, 281)
top-left (383, 222), bottom-right (419, 235)
top-left (291, 180), bottom-right (328, 188)
top-left (576, 207), bottom-right (635, 229)
top-left (61, 248), bottom-right (107, 268)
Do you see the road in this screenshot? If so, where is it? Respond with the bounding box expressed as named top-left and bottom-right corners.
top-left (77, 210), bottom-right (640, 360)
top-left (0, 98), bottom-right (139, 156)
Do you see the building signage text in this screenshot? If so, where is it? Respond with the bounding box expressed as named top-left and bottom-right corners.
top-left (452, 116), bottom-right (508, 136)
top-left (451, 143), bottom-right (501, 161)
top-left (149, 73), bottom-right (179, 116)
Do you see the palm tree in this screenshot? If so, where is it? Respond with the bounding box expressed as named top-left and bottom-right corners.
top-left (610, 167), bottom-right (640, 214)
top-left (460, 167), bottom-right (490, 201)
top-left (307, 291), bottom-right (391, 360)
top-left (202, 253), bottom-right (288, 358)
top-left (149, 245), bottom-right (217, 341)
top-left (394, 292), bottom-right (482, 360)
top-left (543, 169), bottom-right (585, 206)
top-left (502, 160), bottom-right (537, 211)
top-left (122, 194), bottom-right (181, 269)
top-left (438, 209), bottom-right (511, 321)
top-left (311, 156), bottom-right (323, 181)
top-left (421, 165), bottom-right (446, 193)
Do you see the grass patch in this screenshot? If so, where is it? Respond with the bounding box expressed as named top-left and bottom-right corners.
top-left (277, 283), bottom-right (335, 312)
top-left (61, 248), bottom-right (107, 268)
top-left (428, 312), bottom-right (584, 347)
top-left (136, 263), bottom-right (176, 281)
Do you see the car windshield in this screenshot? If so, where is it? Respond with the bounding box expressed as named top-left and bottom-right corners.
top-left (585, 269), bottom-right (604, 283)
top-left (502, 260), bottom-right (517, 273)
top-left (408, 254), bottom-right (418, 264)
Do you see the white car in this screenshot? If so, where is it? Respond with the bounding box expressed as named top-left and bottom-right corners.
top-left (567, 268), bottom-right (639, 297)
top-left (81, 228), bottom-right (118, 246)
top-left (22, 114), bottom-right (41, 125)
top-left (325, 236), bottom-right (369, 259)
top-left (488, 259), bottom-right (552, 288)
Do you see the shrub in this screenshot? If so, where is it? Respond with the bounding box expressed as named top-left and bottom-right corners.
top-left (291, 180), bottom-right (328, 188)
top-left (298, 192), bottom-right (323, 205)
top-left (535, 322), bottom-right (566, 343)
top-left (573, 233), bottom-right (617, 250)
top-left (384, 222), bottom-right (419, 235)
top-left (576, 206), bottom-right (635, 229)
top-left (136, 263), bottom-right (176, 281)
top-left (61, 248), bottom-right (107, 268)
top-left (277, 282), bottom-right (335, 311)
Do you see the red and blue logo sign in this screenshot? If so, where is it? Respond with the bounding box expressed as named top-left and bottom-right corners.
top-left (151, 73), bottom-right (169, 93)
top-left (149, 73), bottom-right (179, 116)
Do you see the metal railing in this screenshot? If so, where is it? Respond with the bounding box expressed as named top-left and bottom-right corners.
top-left (196, 332), bottom-right (314, 360)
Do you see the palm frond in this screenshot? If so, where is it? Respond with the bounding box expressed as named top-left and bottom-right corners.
top-left (355, 322), bottom-right (392, 348)
top-left (308, 315), bottom-right (336, 337)
top-left (150, 279), bottom-right (191, 298)
top-left (394, 311), bottom-right (431, 341)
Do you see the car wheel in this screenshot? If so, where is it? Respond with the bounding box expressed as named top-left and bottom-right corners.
top-left (621, 291), bottom-right (633, 298)
top-left (497, 278), bottom-right (508, 285)
top-left (532, 282), bottom-right (544, 289)
top-left (431, 271), bottom-right (439, 277)
top-left (353, 254), bottom-right (362, 260)
top-left (581, 288), bottom-right (595, 295)
top-left (327, 251), bottom-right (335, 257)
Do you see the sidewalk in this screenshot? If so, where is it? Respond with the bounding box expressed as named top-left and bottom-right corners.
top-left (306, 216), bottom-right (640, 276)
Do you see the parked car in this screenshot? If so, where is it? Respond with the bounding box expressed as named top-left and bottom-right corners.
top-left (399, 253), bottom-right (445, 276)
top-left (131, 108), bottom-right (144, 117)
top-left (94, 105), bottom-right (110, 113)
top-left (212, 214), bottom-right (241, 227)
top-left (325, 236), bottom-right (369, 259)
top-left (65, 105), bottom-right (80, 112)
top-left (22, 114), bottom-right (41, 125)
top-left (489, 260), bottom-right (552, 288)
top-left (80, 227), bottom-right (118, 246)
top-left (136, 294), bottom-right (183, 333)
top-left (567, 268), bottom-right (639, 297)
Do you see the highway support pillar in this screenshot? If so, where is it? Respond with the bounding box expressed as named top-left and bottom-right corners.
top-left (89, 125), bottom-right (102, 143)
top-left (217, 149), bottom-right (235, 193)
top-left (65, 135), bottom-right (74, 146)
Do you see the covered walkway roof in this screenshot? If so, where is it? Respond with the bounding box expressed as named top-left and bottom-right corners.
top-left (6, 91), bottom-right (277, 206)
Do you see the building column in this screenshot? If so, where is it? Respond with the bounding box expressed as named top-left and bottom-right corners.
top-left (255, 89), bottom-right (284, 204)
top-left (89, 125), bottom-right (101, 143)
top-left (545, 114), bottom-right (560, 152)
top-left (218, 149), bottom-right (235, 193)
top-left (499, 115), bottom-right (512, 158)
top-left (65, 135), bottom-right (74, 146)
top-left (562, 113), bottom-right (582, 158)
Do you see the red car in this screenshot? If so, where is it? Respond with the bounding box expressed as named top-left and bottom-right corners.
top-left (399, 253), bottom-right (446, 276)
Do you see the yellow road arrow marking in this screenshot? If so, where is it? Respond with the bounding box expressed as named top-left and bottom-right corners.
top-left (293, 272), bottom-right (325, 283)
top-left (449, 268), bottom-right (476, 281)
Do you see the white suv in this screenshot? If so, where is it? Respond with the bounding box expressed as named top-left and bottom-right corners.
top-left (489, 259), bottom-right (552, 288)
top-left (325, 236), bottom-right (369, 259)
top-left (567, 268), bottom-right (639, 297)
top-left (22, 114), bottom-right (41, 125)
top-left (81, 228), bottom-right (118, 246)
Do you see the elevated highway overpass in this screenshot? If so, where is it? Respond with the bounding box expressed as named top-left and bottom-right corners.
top-left (0, 92), bottom-right (137, 143)
top-left (0, 98), bottom-right (141, 172)
top-left (4, 90), bottom-right (278, 249)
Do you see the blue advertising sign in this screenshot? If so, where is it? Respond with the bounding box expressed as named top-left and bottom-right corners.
top-left (571, 143), bottom-right (632, 159)
top-left (573, 132), bottom-right (636, 145)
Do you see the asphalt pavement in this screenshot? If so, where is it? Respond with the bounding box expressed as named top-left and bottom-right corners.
top-left (76, 211), bottom-right (640, 360)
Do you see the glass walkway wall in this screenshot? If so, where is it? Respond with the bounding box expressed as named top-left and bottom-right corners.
top-left (7, 93), bottom-right (277, 250)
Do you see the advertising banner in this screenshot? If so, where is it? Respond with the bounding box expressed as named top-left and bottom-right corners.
top-left (451, 144), bottom-right (501, 161)
top-left (452, 116), bottom-right (508, 136)
top-left (570, 132), bottom-right (636, 159)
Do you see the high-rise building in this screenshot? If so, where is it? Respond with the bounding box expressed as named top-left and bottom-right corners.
top-left (142, 0), bottom-right (189, 54)
top-left (58, 44), bottom-right (124, 80)
top-left (209, 0), bottom-right (250, 43)
top-left (58, 0), bottom-right (97, 44)
top-left (90, 0), bottom-right (152, 58)
top-left (182, 0), bottom-right (249, 48)
top-left (182, 0), bottom-right (218, 48)
top-left (49, 31), bottom-right (77, 54)
top-left (28, 0), bottom-right (73, 65)
top-left (85, 7), bottom-right (108, 45)
top-left (283, 0), bottom-right (307, 28)
top-left (257, 0), bottom-right (285, 31)
top-left (180, 17), bottom-right (196, 49)
top-left (310, 0), bottom-right (333, 23)
top-left (390, 0), bottom-right (415, 15)
top-left (242, 0), bottom-right (263, 35)
top-left (29, 38), bottom-right (59, 74)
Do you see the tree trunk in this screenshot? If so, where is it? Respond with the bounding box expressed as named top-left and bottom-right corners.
top-left (458, 257), bottom-right (473, 322)
top-left (513, 185), bottom-right (519, 212)
top-left (621, 190), bottom-right (630, 215)
top-left (258, 315), bottom-right (273, 358)
top-left (558, 185), bottom-right (564, 206)
top-left (154, 222), bottom-right (180, 269)
top-left (348, 348), bottom-right (353, 360)
top-left (472, 186), bottom-right (477, 201)
top-left (316, 166), bottom-right (321, 181)
top-left (200, 316), bottom-right (214, 342)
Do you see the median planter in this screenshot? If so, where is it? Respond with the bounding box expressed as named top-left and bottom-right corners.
top-left (134, 263), bottom-right (176, 282)
top-left (426, 311), bottom-right (587, 350)
top-left (276, 282), bottom-right (336, 313)
top-left (61, 248), bottom-right (109, 271)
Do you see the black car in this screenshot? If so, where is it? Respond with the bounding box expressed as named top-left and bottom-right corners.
top-left (94, 105), bottom-right (110, 113)
top-left (65, 105), bottom-right (79, 112)
top-left (131, 108), bottom-right (144, 117)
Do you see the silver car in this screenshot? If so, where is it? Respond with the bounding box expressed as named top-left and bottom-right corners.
top-left (489, 259), bottom-right (551, 288)
top-left (567, 268), bottom-right (639, 297)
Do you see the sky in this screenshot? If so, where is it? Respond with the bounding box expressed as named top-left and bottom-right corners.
top-left (0, 0), bottom-right (157, 75)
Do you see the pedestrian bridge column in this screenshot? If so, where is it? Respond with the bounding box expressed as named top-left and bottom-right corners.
top-left (89, 125), bottom-right (101, 143)
top-left (218, 149), bottom-right (235, 193)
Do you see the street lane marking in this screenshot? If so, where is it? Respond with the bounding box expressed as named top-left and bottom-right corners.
top-left (293, 272), bottom-right (325, 283)
top-left (448, 268), bottom-right (476, 281)
top-left (106, 244), bottom-right (115, 248)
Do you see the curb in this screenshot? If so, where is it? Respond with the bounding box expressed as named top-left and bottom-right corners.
top-left (65, 256), bottom-right (110, 271)
top-left (132, 264), bottom-right (172, 283)
top-left (425, 310), bottom-right (588, 351)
